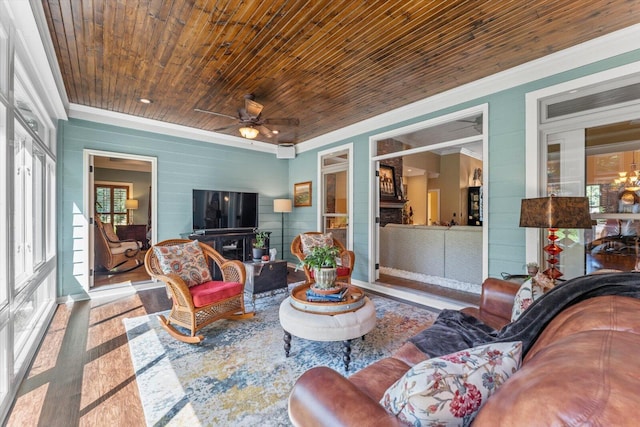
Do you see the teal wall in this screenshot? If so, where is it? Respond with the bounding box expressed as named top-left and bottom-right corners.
top-left (286, 50), bottom-right (640, 282)
top-left (58, 118), bottom-right (289, 298)
top-left (57, 51), bottom-right (640, 298)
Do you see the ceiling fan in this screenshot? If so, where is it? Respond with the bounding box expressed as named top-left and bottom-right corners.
top-left (456, 116), bottom-right (483, 133)
top-left (195, 94), bottom-right (299, 139)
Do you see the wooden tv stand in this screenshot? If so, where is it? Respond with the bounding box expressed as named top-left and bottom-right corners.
top-left (188, 229), bottom-right (271, 277)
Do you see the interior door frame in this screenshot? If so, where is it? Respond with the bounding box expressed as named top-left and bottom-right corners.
top-left (317, 143), bottom-right (354, 249)
top-left (524, 62), bottom-right (640, 265)
top-left (83, 149), bottom-right (157, 290)
top-left (368, 104), bottom-right (489, 284)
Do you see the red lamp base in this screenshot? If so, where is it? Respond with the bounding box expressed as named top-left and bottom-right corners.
top-left (543, 228), bottom-right (563, 281)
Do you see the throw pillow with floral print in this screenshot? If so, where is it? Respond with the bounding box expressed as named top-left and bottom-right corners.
top-left (511, 279), bottom-right (535, 322)
top-left (153, 240), bottom-right (212, 287)
top-left (300, 233), bottom-right (333, 255)
top-left (380, 341), bottom-right (522, 427)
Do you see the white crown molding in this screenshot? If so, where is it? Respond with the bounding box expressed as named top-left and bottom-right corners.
top-left (68, 103), bottom-right (278, 154)
top-left (438, 146), bottom-right (482, 161)
top-left (297, 23), bottom-right (640, 154)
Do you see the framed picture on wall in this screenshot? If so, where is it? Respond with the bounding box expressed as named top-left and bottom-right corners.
top-left (294, 181), bottom-right (312, 207)
top-left (379, 164), bottom-right (397, 198)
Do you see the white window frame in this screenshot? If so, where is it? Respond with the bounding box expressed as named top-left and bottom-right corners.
top-left (317, 143), bottom-right (354, 250)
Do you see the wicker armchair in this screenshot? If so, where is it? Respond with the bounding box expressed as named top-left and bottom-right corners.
top-left (291, 232), bottom-right (355, 284)
top-left (95, 217), bottom-right (142, 272)
top-left (145, 239), bottom-right (253, 344)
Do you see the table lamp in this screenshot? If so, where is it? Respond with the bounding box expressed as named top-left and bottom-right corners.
top-left (519, 195), bottom-right (592, 281)
top-left (273, 199), bottom-right (292, 259)
top-left (125, 199), bottom-right (139, 225)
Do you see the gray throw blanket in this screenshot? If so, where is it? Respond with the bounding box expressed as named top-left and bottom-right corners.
top-left (409, 271), bottom-right (640, 358)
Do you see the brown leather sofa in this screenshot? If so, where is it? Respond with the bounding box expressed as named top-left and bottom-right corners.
top-left (288, 277), bottom-right (640, 426)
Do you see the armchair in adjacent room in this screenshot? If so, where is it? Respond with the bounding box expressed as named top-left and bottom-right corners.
top-left (94, 216), bottom-right (143, 272)
top-left (145, 239), bottom-right (254, 343)
top-left (291, 232), bottom-right (355, 284)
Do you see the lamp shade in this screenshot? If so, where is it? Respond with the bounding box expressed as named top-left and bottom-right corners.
top-left (125, 199), bottom-right (139, 210)
top-left (239, 126), bottom-right (259, 139)
top-left (273, 199), bottom-right (293, 213)
top-left (519, 196), bottom-right (592, 229)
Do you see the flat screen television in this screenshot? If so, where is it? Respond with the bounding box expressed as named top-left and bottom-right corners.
top-left (192, 189), bottom-right (259, 231)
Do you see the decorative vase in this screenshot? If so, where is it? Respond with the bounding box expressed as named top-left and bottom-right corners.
top-left (312, 267), bottom-right (338, 289)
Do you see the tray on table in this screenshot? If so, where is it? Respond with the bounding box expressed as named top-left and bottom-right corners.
top-left (289, 282), bottom-right (365, 314)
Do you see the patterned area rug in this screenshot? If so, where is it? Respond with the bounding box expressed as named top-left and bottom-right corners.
top-left (124, 292), bottom-right (438, 427)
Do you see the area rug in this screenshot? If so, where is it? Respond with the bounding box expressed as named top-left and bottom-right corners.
top-left (124, 292), bottom-right (438, 427)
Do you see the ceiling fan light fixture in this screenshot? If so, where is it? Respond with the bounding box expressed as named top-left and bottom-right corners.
top-left (239, 126), bottom-right (259, 139)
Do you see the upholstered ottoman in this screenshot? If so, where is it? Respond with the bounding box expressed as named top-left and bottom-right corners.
top-left (278, 296), bottom-right (377, 371)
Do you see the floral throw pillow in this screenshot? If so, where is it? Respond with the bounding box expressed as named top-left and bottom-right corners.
top-left (380, 341), bottom-right (522, 427)
top-left (153, 240), bottom-right (212, 287)
top-left (511, 279), bottom-right (534, 322)
top-left (300, 233), bottom-right (333, 255)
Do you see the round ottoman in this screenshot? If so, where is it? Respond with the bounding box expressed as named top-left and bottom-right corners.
top-left (278, 296), bottom-right (377, 371)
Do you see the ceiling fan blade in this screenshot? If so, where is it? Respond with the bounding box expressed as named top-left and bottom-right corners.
top-left (257, 124), bottom-right (274, 138)
top-left (194, 108), bottom-right (237, 120)
top-left (264, 118), bottom-right (300, 126)
top-left (245, 98), bottom-right (263, 118)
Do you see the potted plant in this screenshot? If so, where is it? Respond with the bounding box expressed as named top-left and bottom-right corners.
top-left (252, 231), bottom-right (269, 261)
top-left (297, 245), bottom-right (341, 291)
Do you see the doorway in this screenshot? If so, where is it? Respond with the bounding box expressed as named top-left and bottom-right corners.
top-left (84, 150), bottom-right (158, 290)
top-left (318, 144), bottom-right (354, 249)
top-left (369, 104), bottom-right (488, 285)
top-left (526, 65), bottom-right (640, 279)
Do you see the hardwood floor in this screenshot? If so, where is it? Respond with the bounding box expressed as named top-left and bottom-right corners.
top-left (93, 250), bottom-right (151, 288)
top-left (5, 267), bottom-right (471, 426)
top-left (5, 268), bottom-right (306, 427)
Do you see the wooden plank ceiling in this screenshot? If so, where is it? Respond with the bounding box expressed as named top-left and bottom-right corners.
top-left (42, 0), bottom-right (640, 145)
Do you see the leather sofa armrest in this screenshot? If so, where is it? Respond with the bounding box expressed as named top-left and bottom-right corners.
top-left (463, 278), bottom-right (520, 329)
top-left (288, 366), bottom-right (402, 427)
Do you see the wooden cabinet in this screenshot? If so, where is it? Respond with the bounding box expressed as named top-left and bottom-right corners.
top-left (467, 186), bottom-right (483, 226)
top-left (188, 229), bottom-right (271, 279)
top-left (115, 224), bottom-right (149, 248)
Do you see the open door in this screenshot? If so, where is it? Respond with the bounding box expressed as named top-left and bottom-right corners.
top-left (88, 154), bottom-right (95, 288)
top-left (84, 149), bottom-right (157, 291)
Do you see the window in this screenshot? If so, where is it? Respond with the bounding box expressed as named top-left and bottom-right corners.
top-left (320, 147), bottom-right (352, 248)
top-left (0, 103), bottom-right (6, 306)
top-left (95, 184), bottom-right (130, 225)
top-left (13, 123), bottom-right (33, 289)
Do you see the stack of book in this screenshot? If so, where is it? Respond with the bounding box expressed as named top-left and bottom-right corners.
top-left (306, 286), bottom-right (348, 303)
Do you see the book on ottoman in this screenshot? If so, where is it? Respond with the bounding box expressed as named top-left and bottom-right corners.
top-left (306, 287), bottom-right (348, 302)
